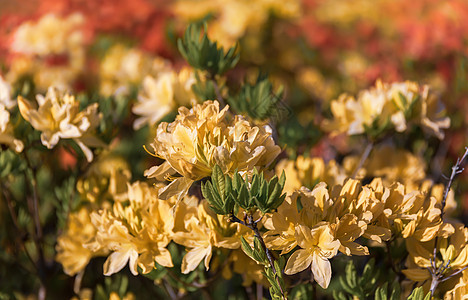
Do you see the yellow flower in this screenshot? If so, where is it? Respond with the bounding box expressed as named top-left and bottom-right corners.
top-left (263, 194), bottom-right (301, 255)
top-left (367, 179), bottom-right (451, 242)
top-left (172, 200), bottom-right (245, 274)
top-left (77, 153), bottom-right (132, 203)
top-left (11, 13), bottom-right (84, 57)
top-left (344, 145), bottom-right (426, 185)
top-left (0, 76), bottom-right (16, 109)
top-left (18, 87), bottom-right (104, 162)
top-left (0, 103), bottom-right (24, 152)
top-left (99, 44), bottom-right (170, 97)
top-left (264, 179), bottom-right (376, 261)
top-left (145, 100), bottom-right (281, 200)
top-left (9, 14), bottom-right (85, 91)
top-left (403, 224), bottom-right (468, 298)
top-left (322, 80), bottom-right (450, 139)
top-left (132, 68), bottom-right (196, 129)
top-left (275, 155), bottom-right (346, 193)
top-left (173, 0), bottom-right (300, 48)
top-left (300, 180), bottom-right (376, 253)
top-left (284, 224), bottom-right (340, 289)
top-left (222, 249), bottom-right (268, 286)
top-left (56, 207), bottom-right (106, 276)
top-left (86, 182), bottom-right (174, 276)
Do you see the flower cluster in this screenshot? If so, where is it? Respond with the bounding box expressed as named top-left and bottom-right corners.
top-left (323, 80), bottom-right (450, 139)
top-left (18, 87), bottom-right (104, 161)
top-left (2, 1), bottom-right (468, 299)
top-left (144, 100), bottom-right (281, 199)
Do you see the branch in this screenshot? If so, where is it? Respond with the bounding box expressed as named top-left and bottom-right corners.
top-left (429, 146), bottom-right (468, 297)
top-left (352, 141), bottom-right (373, 179)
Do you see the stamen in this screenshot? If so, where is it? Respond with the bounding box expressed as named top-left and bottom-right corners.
top-left (143, 145), bottom-right (164, 159)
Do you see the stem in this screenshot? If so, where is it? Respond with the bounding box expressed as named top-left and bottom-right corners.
top-left (440, 146), bottom-right (468, 218)
top-left (0, 183), bottom-right (37, 272)
top-left (352, 141), bottom-right (373, 179)
top-left (22, 151), bottom-right (47, 299)
top-left (245, 214), bottom-right (287, 299)
top-left (211, 75), bottom-right (225, 107)
top-left (429, 146), bottom-right (468, 297)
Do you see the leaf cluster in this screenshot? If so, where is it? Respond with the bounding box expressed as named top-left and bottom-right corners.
top-left (333, 259), bottom-right (400, 300)
top-left (0, 149), bottom-right (26, 178)
top-left (201, 165), bottom-right (286, 215)
top-left (228, 74), bottom-right (284, 121)
top-left (178, 22), bottom-right (239, 77)
top-left (241, 237), bottom-right (287, 300)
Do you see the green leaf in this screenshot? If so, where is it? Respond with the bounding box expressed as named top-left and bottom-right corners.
top-left (375, 282), bottom-right (388, 300)
top-left (240, 236), bottom-right (254, 259)
top-left (407, 287), bottom-right (427, 300)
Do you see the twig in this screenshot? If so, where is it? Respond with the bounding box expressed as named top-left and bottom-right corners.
top-left (234, 213), bottom-right (287, 299)
top-left (429, 146), bottom-right (468, 297)
top-left (210, 74), bottom-right (226, 107)
top-left (0, 183), bottom-right (37, 272)
top-left (22, 151), bottom-right (47, 300)
top-left (161, 278), bottom-right (178, 300)
top-left (351, 141), bottom-right (373, 178)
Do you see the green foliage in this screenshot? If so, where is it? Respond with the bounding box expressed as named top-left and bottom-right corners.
top-left (95, 275), bottom-right (130, 300)
top-left (0, 149), bottom-right (26, 178)
top-left (52, 176), bottom-right (80, 229)
top-left (201, 166), bottom-right (287, 215)
top-left (277, 117), bottom-right (321, 156)
top-left (407, 287), bottom-right (431, 300)
top-left (363, 116), bottom-right (391, 141)
top-left (228, 74), bottom-right (284, 121)
top-left (240, 236), bottom-right (287, 300)
top-left (192, 71), bottom-right (218, 101)
top-left (178, 22), bottom-right (239, 77)
top-left (201, 165), bottom-right (236, 215)
top-left (333, 259), bottom-right (400, 300)
top-left (240, 236), bottom-right (268, 265)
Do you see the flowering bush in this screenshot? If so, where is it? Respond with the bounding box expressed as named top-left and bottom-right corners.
top-left (1, 1), bottom-right (468, 300)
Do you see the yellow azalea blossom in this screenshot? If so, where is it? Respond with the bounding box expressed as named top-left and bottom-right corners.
top-left (18, 87), bottom-right (105, 162)
top-left (99, 44), bottom-right (171, 97)
top-left (263, 193), bottom-right (302, 255)
top-left (222, 249), bottom-right (268, 286)
top-left (0, 76), bottom-right (16, 109)
top-left (265, 179), bottom-right (378, 261)
top-left (173, 0), bottom-right (300, 49)
top-left (367, 178), bottom-right (452, 242)
top-left (297, 67), bottom-right (337, 103)
top-left (0, 77), bottom-right (23, 151)
top-left (8, 13), bottom-right (85, 90)
top-left (132, 68), bottom-right (196, 130)
top-left (284, 224), bottom-right (340, 289)
top-left (56, 207), bottom-right (107, 276)
top-left (11, 13), bottom-right (84, 56)
top-left (144, 100), bottom-right (281, 200)
top-left (344, 144), bottom-right (426, 185)
top-left (275, 155), bottom-right (346, 193)
top-left (300, 181), bottom-right (376, 254)
top-left (0, 103), bottom-right (24, 152)
top-left (86, 182), bottom-right (174, 276)
top-left (77, 153), bottom-right (132, 203)
top-left (172, 200), bottom-right (246, 274)
top-left (323, 80), bottom-right (450, 139)
top-left (403, 224), bottom-right (468, 298)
